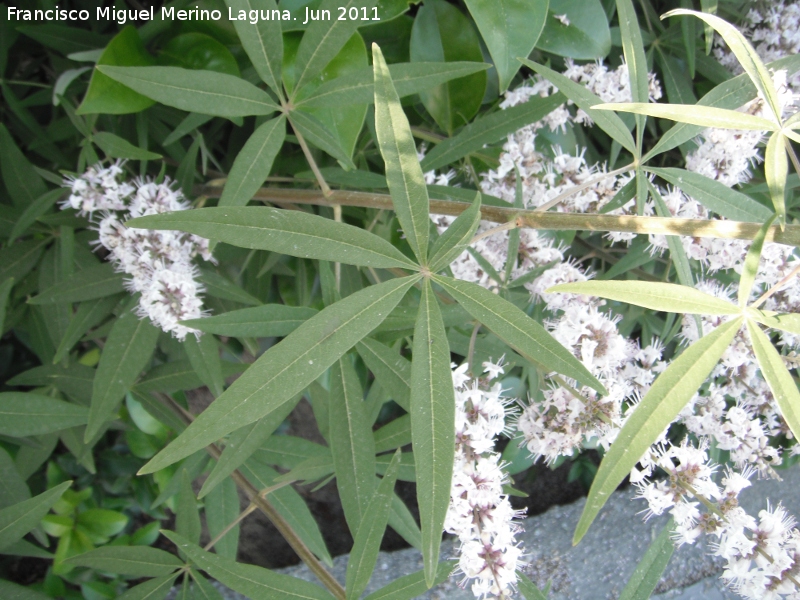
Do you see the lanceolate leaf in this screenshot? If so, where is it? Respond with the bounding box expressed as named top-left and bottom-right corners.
top-left (330, 358), bottom-right (376, 535)
top-left (346, 449), bottom-right (401, 600)
top-left (663, 9), bottom-right (782, 120)
top-left (647, 167), bottom-right (773, 223)
top-left (205, 479), bottom-right (240, 561)
top-left (165, 531), bottom-right (336, 599)
top-left (184, 334), bottom-right (225, 398)
top-left (645, 54), bottom-right (800, 160)
top-left (356, 338), bottom-right (411, 412)
top-left (28, 263), bottom-right (125, 305)
top-left (0, 393), bottom-right (88, 437)
top-left (97, 66), bottom-right (279, 117)
top-left (240, 457), bottom-right (334, 565)
top-left (289, 111), bottom-right (357, 170)
top-left (182, 305), bottom-right (318, 339)
top-left (617, 520), bottom-right (675, 600)
top-left (219, 116), bottom-right (286, 208)
top-left (410, 279), bottom-right (455, 587)
top-left (373, 43), bottom-right (430, 265)
top-left (748, 311), bottom-right (800, 336)
top-left (595, 102), bottom-right (776, 131)
top-left (63, 546), bottom-right (184, 577)
top-left (464, 0), bottom-right (548, 92)
top-left (548, 281), bottom-right (740, 315)
top-left (298, 62), bottom-right (490, 108)
top-left (739, 216), bottom-right (777, 307)
top-left (199, 398), bottom-right (298, 498)
top-left (765, 132), bottom-right (788, 224)
top-left (434, 275), bottom-right (605, 394)
top-left (112, 574), bottom-right (179, 600)
top-left (428, 193), bottom-right (482, 272)
top-left (225, 0), bottom-right (283, 96)
top-left (520, 59), bottom-right (635, 154)
top-left (362, 561), bottom-right (455, 600)
top-left (0, 481), bottom-right (71, 551)
top-left (420, 94), bottom-right (565, 172)
top-left (747, 320), bottom-right (800, 443)
top-left (140, 276), bottom-right (417, 474)
top-left (0, 124), bottom-right (47, 207)
top-left (0, 278), bottom-right (13, 334)
top-left (92, 132), bottom-right (161, 160)
top-left (86, 309), bottom-right (159, 441)
top-left (9, 188), bottom-right (64, 243)
top-left (616, 0), bottom-right (648, 106)
top-left (294, 0), bottom-right (379, 94)
top-left (574, 317), bottom-right (742, 544)
top-left (126, 207), bottom-right (418, 270)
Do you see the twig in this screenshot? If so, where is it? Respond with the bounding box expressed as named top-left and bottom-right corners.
top-left (160, 395), bottom-right (346, 600)
top-left (288, 117), bottom-right (332, 198)
top-left (533, 163), bottom-right (635, 213)
top-left (193, 184), bottom-right (800, 247)
top-left (752, 263), bottom-right (800, 309)
top-left (470, 220), bottom-right (518, 244)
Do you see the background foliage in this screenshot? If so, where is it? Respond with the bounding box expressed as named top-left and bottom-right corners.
top-left (1, 0), bottom-right (798, 598)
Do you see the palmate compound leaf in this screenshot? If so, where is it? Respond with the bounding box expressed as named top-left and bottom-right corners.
top-left (373, 43), bottom-right (430, 265)
top-left (164, 531), bottom-right (336, 599)
top-left (433, 275), bottom-right (606, 394)
top-left (574, 317), bottom-right (743, 544)
top-left (96, 66), bottom-right (279, 118)
top-left (746, 320), bottom-right (800, 444)
top-left (126, 207), bottom-right (418, 270)
top-left (548, 281), bottom-right (741, 315)
top-left (139, 276), bottom-right (418, 474)
top-left (410, 279), bottom-right (455, 588)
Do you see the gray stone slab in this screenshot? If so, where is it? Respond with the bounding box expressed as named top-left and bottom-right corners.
top-left (174, 464), bottom-right (800, 599)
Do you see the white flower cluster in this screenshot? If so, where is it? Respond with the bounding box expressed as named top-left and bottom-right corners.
top-left (633, 439), bottom-right (800, 599)
top-left (64, 162), bottom-right (212, 340)
top-left (715, 2), bottom-right (800, 90)
top-left (685, 70), bottom-right (798, 187)
top-left (445, 360), bottom-right (526, 600)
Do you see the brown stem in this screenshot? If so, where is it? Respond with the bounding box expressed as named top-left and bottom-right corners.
top-left (752, 263), bottom-right (800, 309)
top-left (192, 184), bottom-right (800, 246)
top-left (161, 395), bottom-right (346, 599)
